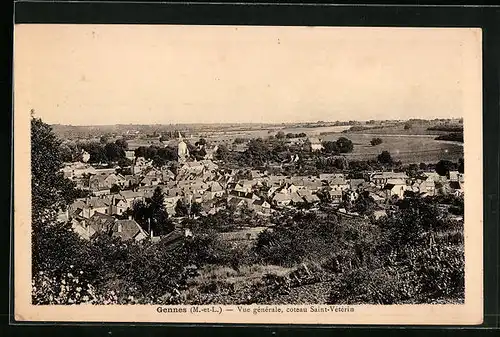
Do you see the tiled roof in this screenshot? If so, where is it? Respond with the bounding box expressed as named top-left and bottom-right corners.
top-left (252, 198), bottom-right (269, 206)
top-left (386, 178), bottom-right (406, 185)
top-left (88, 212), bottom-right (115, 233)
top-left (371, 172), bottom-right (408, 179)
top-left (290, 192), bottom-right (304, 203)
top-left (329, 177), bottom-right (347, 185)
top-left (273, 192), bottom-right (291, 202)
top-left (88, 197), bottom-right (110, 208)
top-left (120, 190), bottom-right (144, 199)
top-left (349, 179), bottom-right (366, 189)
top-left (303, 194), bottom-right (320, 203)
top-left (329, 189), bottom-right (343, 196)
top-left (228, 198), bottom-right (245, 207)
top-left (208, 182), bottom-right (223, 192)
top-left (112, 219), bottom-right (147, 241)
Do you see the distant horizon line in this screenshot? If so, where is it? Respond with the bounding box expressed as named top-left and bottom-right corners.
top-left (46, 117), bottom-right (463, 128)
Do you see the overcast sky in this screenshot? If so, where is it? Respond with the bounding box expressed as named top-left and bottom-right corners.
top-left (14, 25), bottom-right (480, 125)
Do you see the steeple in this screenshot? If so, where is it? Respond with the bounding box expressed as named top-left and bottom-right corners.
top-left (177, 132), bottom-right (189, 163)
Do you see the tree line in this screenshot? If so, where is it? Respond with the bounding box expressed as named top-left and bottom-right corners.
top-left (320, 137), bottom-right (354, 154)
top-left (59, 137), bottom-right (131, 166)
top-left (134, 138), bottom-right (209, 168)
top-left (274, 131), bottom-right (307, 139)
top-left (435, 133), bottom-right (464, 143)
top-left (214, 136), bottom-right (355, 169)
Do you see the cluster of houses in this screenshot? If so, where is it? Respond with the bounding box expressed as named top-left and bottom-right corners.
top-left (59, 135), bottom-right (465, 243)
top-left (61, 159), bottom-right (464, 243)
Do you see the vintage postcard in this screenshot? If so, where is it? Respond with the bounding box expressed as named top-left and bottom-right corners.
top-left (13, 24), bottom-right (483, 324)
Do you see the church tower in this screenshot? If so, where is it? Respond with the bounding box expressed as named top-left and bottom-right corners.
top-left (177, 131), bottom-right (189, 163)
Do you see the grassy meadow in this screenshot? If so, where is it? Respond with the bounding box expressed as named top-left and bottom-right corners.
top-left (322, 133), bottom-right (463, 164)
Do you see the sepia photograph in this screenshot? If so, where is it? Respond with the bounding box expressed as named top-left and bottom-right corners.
top-left (13, 24), bottom-right (482, 324)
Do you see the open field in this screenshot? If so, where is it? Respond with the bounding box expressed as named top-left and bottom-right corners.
top-left (126, 129), bottom-right (464, 164)
top-left (126, 125), bottom-right (352, 150)
top-left (322, 133), bottom-right (463, 164)
top-left (196, 125), bottom-right (352, 140)
top-left (339, 123), bottom-right (460, 136)
top-left (101, 119), bottom-right (464, 165)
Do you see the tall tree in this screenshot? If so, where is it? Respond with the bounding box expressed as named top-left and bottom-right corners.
top-left (31, 117), bottom-right (93, 303)
top-left (145, 146), bottom-right (159, 160)
top-left (135, 146), bottom-right (147, 159)
top-left (115, 138), bottom-right (129, 150)
top-left (336, 137), bottom-right (354, 153)
top-left (334, 158), bottom-right (348, 170)
top-left (82, 141), bottom-right (107, 164)
top-left (215, 144), bottom-right (230, 161)
top-left (322, 141), bottom-right (339, 154)
top-left (58, 143), bottom-right (74, 162)
top-left (100, 134), bottom-right (110, 144)
top-left (131, 199), bottom-right (149, 225)
top-left (190, 202), bottom-right (203, 217)
top-left (175, 199), bottom-right (189, 217)
top-left (276, 131), bottom-right (285, 140)
top-left (31, 118), bottom-right (71, 219)
top-left (370, 138), bottom-right (383, 146)
top-left (435, 160), bottom-right (456, 176)
top-left (458, 158), bottom-right (464, 174)
top-left (377, 151), bottom-right (393, 165)
top-left (196, 138), bottom-right (207, 146)
top-left (148, 187), bottom-right (172, 235)
top-left (405, 164), bottom-right (419, 178)
top-left (105, 142), bottom-right (126, 162)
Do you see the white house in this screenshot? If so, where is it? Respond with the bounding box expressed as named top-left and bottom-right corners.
top-left (370, 172), bottom-right (409, 187)
top-left (382, 179), bottom-right (408, 199)
top-left (308, 138), bottom-right (323, 152)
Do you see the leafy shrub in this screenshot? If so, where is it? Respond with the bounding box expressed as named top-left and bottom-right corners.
top-left (324, 195), bottom-right (466, 305)
top-left (377, 197), bottom-right (449, 250)
top-left (253, 228), bottom-right (308, 267)
top-left (434, 227), bottom-right (464, 245)
top-left (449, 205), bottom-right (464, 216)
top-left (186, 229), bottom-right (234, 266)
top-left (414, 244), bottom-right (464, 301)
top-left (435, 133), bottom-right (464, 143)
top-left (254, 214), bottom-right (381, 271)
top-left (336, 137), bottom-right (354, 153)
top-left (32, 267), bottom-right (98, 305)
top-left (328, 267), bottom-right (418, 304)
top-left (377, 151), bottom-right (393, 164)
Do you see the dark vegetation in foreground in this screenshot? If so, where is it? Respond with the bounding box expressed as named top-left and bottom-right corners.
top-left (31, 117), bottom-right (464, 305)
top-left (435, 133), bottom-right (464, 143)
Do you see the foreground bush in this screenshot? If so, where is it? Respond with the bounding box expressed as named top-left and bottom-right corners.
top-left (414, 244), bottom-right (464, 301)
top-left (328, 267), bottom-right (417, 304)
top-left (32, 268), bottom-right (97, 305)
top-left (328, 243), bottom-right (464, 304)
top-left (32, 222), bottom-right (196, 304)
top-left (254, 214), bottom-right (381, 271)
